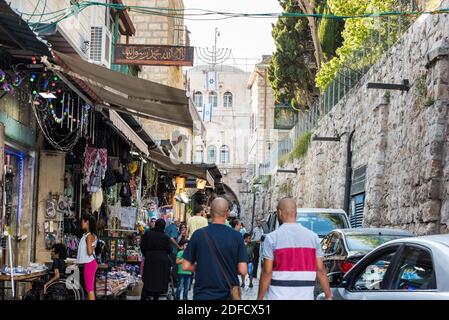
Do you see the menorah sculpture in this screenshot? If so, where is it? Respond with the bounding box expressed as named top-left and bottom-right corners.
top-left (195, 46), bottom-right (232, 67)
top-left (195, 27), bottom-right (232, 68)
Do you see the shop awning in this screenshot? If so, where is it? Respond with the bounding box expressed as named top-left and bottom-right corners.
top-left (109, 110), bottom-right (149, 156)
top-left (147, 150), bottom-right (221, 188)
top-left (0, 0), bottom-right (50, 58)
top-left (51, 51), bottom-right (194, 128)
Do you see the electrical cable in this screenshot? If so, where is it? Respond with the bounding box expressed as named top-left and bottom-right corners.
top-left (26, 0), bottom-right (42, 23)
top-left (15, 1), bottom-right (449, 23)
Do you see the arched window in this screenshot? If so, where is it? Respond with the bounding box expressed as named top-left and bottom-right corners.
top-left (223, 91), bottom-right (233, 108)
top-left (207, 145), bottom-right (217, 164)
top-left (220, 145), bottom-right (230, 164)
top-left (208, 91), bottom-right (218, 108)
top-left (193, 91), bottom-right (203, 108)
top-left (194, 146), bottom-right (203, 163)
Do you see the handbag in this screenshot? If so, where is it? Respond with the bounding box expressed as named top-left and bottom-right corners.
top-left (203, 230), bottom-right (241, 300)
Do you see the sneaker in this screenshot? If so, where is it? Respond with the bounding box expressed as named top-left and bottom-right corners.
top-left (249, 283), bottom-right (253, 288)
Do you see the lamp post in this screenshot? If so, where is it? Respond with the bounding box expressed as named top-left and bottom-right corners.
top-left (312, 130), bottom-right (355, 214)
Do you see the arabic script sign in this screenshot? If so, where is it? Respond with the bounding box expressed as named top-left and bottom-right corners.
top-left (114, 44), bottom-right (194, 66)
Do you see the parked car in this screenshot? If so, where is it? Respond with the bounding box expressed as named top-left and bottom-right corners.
top-left (321, 228), bottom-right (413, 286)
top-left (263, 208), bottom-right (350, 238)
top-left (317, 234), bottom-right (449, 300)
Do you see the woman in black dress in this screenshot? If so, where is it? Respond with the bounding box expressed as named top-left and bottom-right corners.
top-left (140, 218), bottom-right (171, 300)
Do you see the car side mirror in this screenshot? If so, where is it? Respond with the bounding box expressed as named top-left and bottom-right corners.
top-left (328, 272), bottom-right (343, 287)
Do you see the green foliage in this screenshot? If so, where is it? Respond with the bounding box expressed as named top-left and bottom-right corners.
top-left (262, 175), bottom-right (272, 189)
top-left (316, 0), bottom-right (397, 91)
top-left (269, 0), bottom-right (318, 110)
top-left (278, 182), bottom-right (290, 196)
top-left (415, 74), bottom-right (434, 107)
top-left (291, 131), bottom-right (313, 160)
top-left (316, 2), bottom-right (345, 59)
top-left (277, 131), bottom-right (312, 167)
top-left (278, 153), bottom-right (290, 167)
top-left (415, 75), bottom-right (427, 98)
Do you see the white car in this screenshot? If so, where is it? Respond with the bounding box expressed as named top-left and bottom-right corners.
top-left (317, 235), bottom-right (449, 300)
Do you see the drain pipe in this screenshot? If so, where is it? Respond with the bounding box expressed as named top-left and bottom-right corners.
top-left (343, 130), bottom-right (355, 215)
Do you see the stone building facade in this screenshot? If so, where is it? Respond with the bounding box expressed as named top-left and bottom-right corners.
top-left (124, 0), bottom-right (197, 163)
top-left (188, 65), bottom-right (252, 216)
top-left (257, 8), bottom-right (449, 235)
top-left (240, 58), bottom-right (291, 227)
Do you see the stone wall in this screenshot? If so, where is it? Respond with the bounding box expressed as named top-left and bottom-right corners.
top-left (125, 0), bottom-right (185, 89)
top-left (250, 6), bottom-right (449, 235)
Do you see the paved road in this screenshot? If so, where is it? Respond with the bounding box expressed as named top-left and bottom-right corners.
top-left (182, 277), bottom-right (259, 300)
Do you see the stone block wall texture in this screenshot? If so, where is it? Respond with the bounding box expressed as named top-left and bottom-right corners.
top-left (125, 0), bottom-right (185, 89)
top-left (250, 7), bottom-right (449, 235)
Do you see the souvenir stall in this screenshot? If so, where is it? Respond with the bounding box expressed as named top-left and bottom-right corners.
top-left (58, 114), bottom-right (149, 299)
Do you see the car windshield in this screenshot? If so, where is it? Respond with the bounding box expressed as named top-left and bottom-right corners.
top-left (296, 213), bottom-right (348, 237)
top-left (345, 234), bottom-right (408, 252)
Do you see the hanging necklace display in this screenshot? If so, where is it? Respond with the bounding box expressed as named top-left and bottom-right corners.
top-left (7, 64), bottom-right (94, 152)
top-left (31, 73), bottom-right (92, 152)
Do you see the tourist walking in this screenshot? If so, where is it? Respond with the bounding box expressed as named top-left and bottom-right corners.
top-left (243, 233), bottom-right (256, 288)
top-left (140, 219), bottom-right (172, 300)
top-left (240, 223), bottom-right (247, 236)
top-left (175, 240), bottom-right (191, 300)
top-left (177, 223), bottom-right (188, 244)
top-left (165, 218), bottom-right (181, 287)
top-left (231, 218), bottom-right (242, 234)
top-left (257, 198), bottom-right (332, 300)
top-left (251, 218), bottom-right (264, 278)
top-left (187, 204), bottom-right (208, 239)
top-left (182, 198), bottom-right (248, 300)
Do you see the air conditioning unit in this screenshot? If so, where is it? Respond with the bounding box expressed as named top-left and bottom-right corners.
top-left (89, 26), bottom-right (112, 68)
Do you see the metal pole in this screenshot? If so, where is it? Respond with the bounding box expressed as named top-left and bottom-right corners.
top-left (138, 158), bottom-right (144, 202)
top-left (387, 16), bottom-right (391, 51)
top-left (8, 234), bottom-right (14, 299)
top-left (332, 78), bottom-right (336, 109)
top-left (251, 191), bottom-right (256, 233)
top-left (343, 130), bottom-right (356, 215)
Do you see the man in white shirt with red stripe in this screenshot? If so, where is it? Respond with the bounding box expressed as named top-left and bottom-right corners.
top-left (257, 197), bottom-right (332, 300)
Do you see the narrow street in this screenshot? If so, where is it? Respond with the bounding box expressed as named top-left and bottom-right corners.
top-left (1, 0), bottom-right (449, 304)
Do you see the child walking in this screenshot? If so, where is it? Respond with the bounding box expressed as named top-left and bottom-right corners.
top-left (175, 240), bottom-right (191, 300)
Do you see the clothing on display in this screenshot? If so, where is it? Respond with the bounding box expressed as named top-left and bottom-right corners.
top-left (91, 190), bottom-right (104, 213)
top-left (84, 147), bottom-right (108, 193)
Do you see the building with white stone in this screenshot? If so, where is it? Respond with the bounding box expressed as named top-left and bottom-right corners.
top-left (187, 65), bottom-right (251, 216)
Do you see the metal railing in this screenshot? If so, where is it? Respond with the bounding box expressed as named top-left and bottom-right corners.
top-left (274, 0), bottom-right (421, 163)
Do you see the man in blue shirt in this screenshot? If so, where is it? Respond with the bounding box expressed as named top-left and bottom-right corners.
top-left (183, 197), bottom-right (248, 300)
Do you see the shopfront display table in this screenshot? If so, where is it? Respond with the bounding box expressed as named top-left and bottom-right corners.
top-left (0, 271), bottom-right (48, 300)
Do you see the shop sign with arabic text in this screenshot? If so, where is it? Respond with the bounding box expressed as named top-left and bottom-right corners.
top-left (114, 44), bottom-right (194, 66)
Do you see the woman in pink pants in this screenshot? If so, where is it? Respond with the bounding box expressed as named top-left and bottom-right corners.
top-left (77, 214), bottom-right (98, 300)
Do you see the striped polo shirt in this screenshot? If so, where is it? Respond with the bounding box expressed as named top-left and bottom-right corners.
top-left (262, 223), bottom-right (323, 300)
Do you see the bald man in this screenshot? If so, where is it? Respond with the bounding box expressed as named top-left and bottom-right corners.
top-left (182, 197), bottom-right (248, 300)
top-left (257, 198), bottom-right (332, 300)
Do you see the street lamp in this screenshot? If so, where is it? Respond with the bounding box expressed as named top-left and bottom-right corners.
top-left (311, 130), bottom-right (356, 214)
top-left (276, 168), bottom-right (298, 174)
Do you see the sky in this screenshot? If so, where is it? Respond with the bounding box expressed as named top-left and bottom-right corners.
top-left (183, 0), bottom-right (282, 71)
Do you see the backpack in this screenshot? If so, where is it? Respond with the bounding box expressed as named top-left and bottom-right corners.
top-left (94, 239), bottom-right (107, 263)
